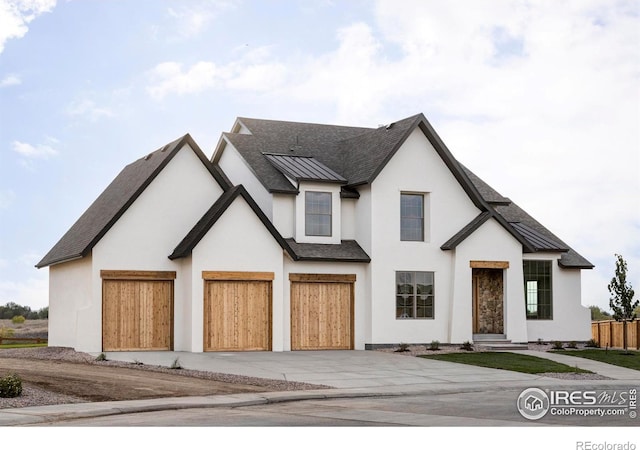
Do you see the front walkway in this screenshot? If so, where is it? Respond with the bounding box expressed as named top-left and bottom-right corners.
top-left (510, 350), bottom-right (640, 381)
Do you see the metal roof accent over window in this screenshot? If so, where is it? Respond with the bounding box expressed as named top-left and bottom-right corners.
top-left (263, 153), bottom-right (347, 183)
top-left (510, 222), bottom-right (569, 252)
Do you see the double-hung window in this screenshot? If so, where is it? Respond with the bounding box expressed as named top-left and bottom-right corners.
top-left (523, 260), bottom-right (552, 319)
top-left (401, 193), bottom-right (424, 241)
top-left (396, 271), bottom-right (434, 319)
top-left (305, 191), bottom-right (332, 236)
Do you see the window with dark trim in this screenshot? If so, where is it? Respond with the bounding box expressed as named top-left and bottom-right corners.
top-left (396, 271), bottom-right (434, 319)
top-left (523, 260), bottom-right (552, 319)
top-left (401, 193), bottom-right (424, 241)
top-left (305, 191), bottom-right (332, 236)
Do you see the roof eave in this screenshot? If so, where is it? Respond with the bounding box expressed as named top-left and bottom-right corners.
top-left (441, 212), bottom-right (492, 250)
top-left (294, 256), bottom-right (371, 263)
top-left (35, 253), bottom-right (84, 269)
top-left (558, 259), bottom-right (595, 270)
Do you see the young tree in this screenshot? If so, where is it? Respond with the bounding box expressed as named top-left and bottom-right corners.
top-left (608, 254), bottom-right (638, 351)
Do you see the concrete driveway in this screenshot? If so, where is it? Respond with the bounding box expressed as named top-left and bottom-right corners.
top-left (103, 350), bottom-right (540, 389)
top-left (3, 350), bottom-right (638, 426)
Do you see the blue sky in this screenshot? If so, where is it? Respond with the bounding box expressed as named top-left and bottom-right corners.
top-left (0, 0), bottom-right (638, 312)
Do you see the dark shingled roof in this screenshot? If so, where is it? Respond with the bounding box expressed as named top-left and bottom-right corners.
top-left (264, 153), bottom-right (346, 183)
top-left (284, 239), bottom-right (371, 263)
top-left (219, 116), bottom-right (426, 193)
top-left (220, 113), bottom-right (592, 269)
top-left (37, 134), bottom-right (230, 268)
top-left (460, 165), bottom-right (511, 205)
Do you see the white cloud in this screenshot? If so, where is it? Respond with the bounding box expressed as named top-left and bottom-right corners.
top-left (166, 0), bottom-right (238, 39)
top-left (147, 61), bottom-right (223, 100)
top-left (146, 48), bottom-right (287, 100)
top-left (225, 62), bottom-right (287, 91)
top-left (66, 98), bottom-right (115, 121)
top-left (0, 73), bottom-right (20, 87)
top-left (11, 139), bottom-right (58, 159)
top-left (0, 0), bottom-right (56, 54)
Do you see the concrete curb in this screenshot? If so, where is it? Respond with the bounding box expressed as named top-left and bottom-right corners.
top-left (1, 378), bottom-right (638, 426)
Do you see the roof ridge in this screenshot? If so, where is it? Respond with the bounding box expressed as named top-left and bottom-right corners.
top-left (237, 116), bottom-right (374, 132)
top-left (336, 113), bottom-right (424, 145)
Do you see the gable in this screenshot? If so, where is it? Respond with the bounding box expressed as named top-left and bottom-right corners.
top-left (189, 190), bottom-right (286, 267)
top-left (169, 185), bottom-right (291, 260)
top-left (93, 144), bottom-right (226, 268)
top-left (37, 135), bottom-right (229, 268)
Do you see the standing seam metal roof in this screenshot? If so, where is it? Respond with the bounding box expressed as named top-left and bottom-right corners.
top-left (263, 153), bottom-right (346, 183)
top-left (509, 222), bottom-right (569, 252)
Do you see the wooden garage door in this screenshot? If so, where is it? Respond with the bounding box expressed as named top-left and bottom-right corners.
top-left (101, 271), bottom-right (175, 351)
top-left (290, 274), bottom-right (355, 350)
top-left (203, 271), bottom-right (273, 351)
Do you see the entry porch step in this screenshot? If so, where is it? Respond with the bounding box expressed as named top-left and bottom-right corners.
top-left (472, 334), bottom-right (529, 350)
top-left (473, 334), bottom-right (507, 342)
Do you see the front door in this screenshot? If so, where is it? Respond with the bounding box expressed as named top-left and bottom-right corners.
top-left (472, 268), bottom-right (504, 334)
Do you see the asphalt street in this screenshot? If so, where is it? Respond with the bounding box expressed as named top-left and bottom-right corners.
top-left (33, 385), bottom-right (639, 427)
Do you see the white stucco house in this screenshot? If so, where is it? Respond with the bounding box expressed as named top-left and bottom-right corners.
top-left (37, 113), bottom-right (594, 353)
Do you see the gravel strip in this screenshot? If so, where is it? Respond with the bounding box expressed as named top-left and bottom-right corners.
top-left (0, 386), bottom-right (85, 409)
top-left (0, 347), bottom-right (330, 410)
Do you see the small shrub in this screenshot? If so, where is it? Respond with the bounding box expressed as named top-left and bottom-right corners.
top-left (11, 315), bottom-right (25, 325)
top-left (133, 359), bottom-right (144, 365)
top-left (0, 373), bottom-right (23, 398)
top-left (551, 341), bottom-right (564, 350)
top-left (459, 341), bottom-right (474, 351)
top-left (0, 326), bottom-right (15, 339)
top-left (170, 358), bottom-right (182, 369)
top-left (95, 353), bottom-right (107, 361)
top-left (566, 341), bottom-right (578, 349)
top-left (429, 340), bottom-right (440, 351)
top-left (585, 339), bottom-right (600, 348)
top-left (395, 343), bottom-right (410, 353)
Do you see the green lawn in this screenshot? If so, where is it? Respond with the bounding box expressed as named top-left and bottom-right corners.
top-left (554, 349), bottom-right (640, 371)
top-left (0, 343), bottom-right (48, 349)
top-left (421, 352), bottom-right (591, 374)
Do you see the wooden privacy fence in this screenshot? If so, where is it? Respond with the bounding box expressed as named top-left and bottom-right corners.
top-left (0, 337), bottom-right (48, 345)
top-left (592, 319), bottom-right (640, 349)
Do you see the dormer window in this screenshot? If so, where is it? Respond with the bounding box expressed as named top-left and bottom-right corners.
top-left (305, 191), bottom-right (332, 236)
